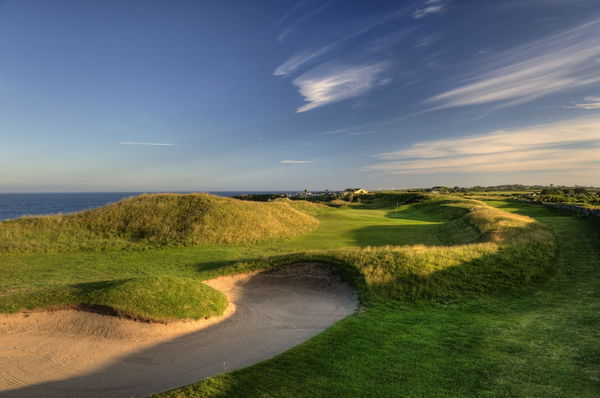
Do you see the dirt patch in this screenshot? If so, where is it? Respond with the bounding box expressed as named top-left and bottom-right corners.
top-left (0, 263), bottom-right (357, 397)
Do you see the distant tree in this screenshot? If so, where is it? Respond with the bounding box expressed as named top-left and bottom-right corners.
top-left (541, 188), bottom-right (559, 195)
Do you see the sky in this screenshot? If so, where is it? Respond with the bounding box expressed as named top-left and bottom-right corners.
top-left (1, 0), bottom-right (599, 192)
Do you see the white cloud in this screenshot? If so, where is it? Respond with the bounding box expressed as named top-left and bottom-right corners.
top-left (274, 8), bottom-right (409, 77)
top-left (119, 142), bottom-right (175, 146)
top-left (427, 19), bottom-right (600, 109)
top-left (368, 117), bottom-right (600, 175)
top-left (280, 160), bottom-right (313, 164)
top-left (293, 62), bottom-right (390, 112)
top-left (274, 44), bottom-right (337, 76)
top-left (564, 95), bottom-right (600, 109)
top-left (413, 0), bottom-right (444, 19)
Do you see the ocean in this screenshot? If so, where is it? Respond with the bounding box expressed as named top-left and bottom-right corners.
top-left (0, 192), bottom-right (293, 221)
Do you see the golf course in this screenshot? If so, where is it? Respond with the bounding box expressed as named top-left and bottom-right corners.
top-left (0, 192), bottom-right (598, 397)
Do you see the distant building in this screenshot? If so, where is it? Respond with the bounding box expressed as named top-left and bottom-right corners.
top-left (344, 188), bottom-right (369, 195)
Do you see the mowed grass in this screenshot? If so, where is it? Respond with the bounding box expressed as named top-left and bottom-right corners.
top-left (158, 200), bottom-right (600, 397)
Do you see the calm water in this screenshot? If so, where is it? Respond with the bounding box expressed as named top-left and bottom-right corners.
top-left (0, 192), bottom-right (293, 221)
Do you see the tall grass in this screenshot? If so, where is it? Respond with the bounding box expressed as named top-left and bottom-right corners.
top-left (228, 196), bottom-right (556, 303)
top-left (0, 193), bottom-right (319, 253)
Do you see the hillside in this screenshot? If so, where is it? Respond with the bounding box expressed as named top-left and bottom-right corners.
top-left (0, 193), bottom-right (319, 253)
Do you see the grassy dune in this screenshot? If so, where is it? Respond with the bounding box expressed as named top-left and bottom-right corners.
top-left (0, 193), bottom-right (320, 321)
top-left (0, 193), bottom-right (319, 253)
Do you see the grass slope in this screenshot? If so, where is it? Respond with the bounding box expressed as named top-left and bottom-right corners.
top-left (0, 193), bottom-right (319, 253)
top-left (158, 200), bottom-right (600, 397)
top-left (0, 276), bottom-right (227, 322)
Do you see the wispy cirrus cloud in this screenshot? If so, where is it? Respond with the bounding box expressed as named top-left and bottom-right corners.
top-left (564, 95), bottom-right (600, 110)
top-left (273, 7), bottom-right (409, 77)
top-left (276, 2), bottom-right (333, 42)
top-left (280, 159), bottom-right (313, 164)
top-left (368, 117), bottom-right (600, 175)
top-left (119, 141), bottom-right (175, 146)
top-left (274, 43), bottom-right (338, 77)
top-left (426, 19), bottom-right (600, 109)
top-left (320, 126), bottom-right (378, 136)
top-left (293, 62), bottom-right (390, 112)
top-left (413, 0), bottom-right (445, 19)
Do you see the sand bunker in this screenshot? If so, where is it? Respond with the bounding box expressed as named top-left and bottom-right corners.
top-left (0, 263), bottom-right (357, 397)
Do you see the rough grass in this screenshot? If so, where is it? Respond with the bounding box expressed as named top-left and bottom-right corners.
top-left (273, 198), bottom-right (328, 215)
top-left (158, 200), bottom-right (600, 398)
top-left (0, 276), bottom-right (227, 322)
top-left (222, 196), bottom-right (555, 304)
top-left (0, 193), bottom-right (319, 253)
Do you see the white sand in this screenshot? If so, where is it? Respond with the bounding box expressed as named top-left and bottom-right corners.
top-left (0, 263), bottom-right (357, 397)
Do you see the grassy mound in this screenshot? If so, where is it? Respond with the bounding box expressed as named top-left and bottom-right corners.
top-left (273, 198), bottom-right (328, 215)
top-left (0, 276), bottom-right (228, 322)
top-left (0, 193), bottom-right (319, 253)
top-left (226, 196), bottom-right (556, 303)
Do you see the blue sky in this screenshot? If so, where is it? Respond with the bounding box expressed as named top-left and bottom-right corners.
top-left (1, 0), bottom-right (599, 192)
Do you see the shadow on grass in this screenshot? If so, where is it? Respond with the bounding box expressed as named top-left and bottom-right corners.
top-left (484, 200), bottom-right (572, 218)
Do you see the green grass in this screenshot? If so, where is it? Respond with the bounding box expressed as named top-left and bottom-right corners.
top-left (0, 194), bottom-right (554, 321)
top-left (157, 200), bottom-right (600, 397)
top-left (206, 196), bottom-right (555, 304)
top-left (0, 276), bottom-right (227, 322)
top-left (0, 202), bottom-right (445, 292)
top-left (0, 194), bottom-right (445, 321)
top-left (0, 193), bottom-right (320, 252)
top-left (2, 193), bottom-right (597, 396)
